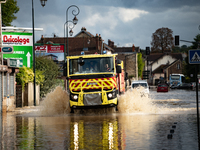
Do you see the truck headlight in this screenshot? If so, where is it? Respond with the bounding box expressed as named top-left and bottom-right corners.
top-left (108, 93), bottom-right (113, 98)
top-left (107, 89), bottom-right (117, 100)
top-left (70, 93), bottom-right (78, 101)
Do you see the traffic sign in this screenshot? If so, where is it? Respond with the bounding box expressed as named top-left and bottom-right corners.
top-left (0, 46), bottom-right (14, 53)
top-left (7, 58), bottom-right (23, 67)
top-left (189, 49), bottom-right (200, 64)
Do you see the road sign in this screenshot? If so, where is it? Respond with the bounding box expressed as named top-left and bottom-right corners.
top-left (2, 32), bottom-right (33, 68)
top-left (7, 58), bottom-right (23, 67)
top-left (0, 46), bottom-right (14, 54)
top-left (189, 49), bottom-right (200, 64)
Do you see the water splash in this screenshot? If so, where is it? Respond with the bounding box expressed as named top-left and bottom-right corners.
top-left (39, 86), bottom-right (163, 115)
top-left (39, 86), bottom-right (71, 116)
top-left (118, 88), bottom-right (161, 114)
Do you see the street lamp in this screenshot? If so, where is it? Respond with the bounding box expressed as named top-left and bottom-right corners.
top-left (63, 5), bottom-right (80, 76)
top-left (64, 5), bottom-right (80, 57)
top-left (40, 0), bottom-right (47, 7)
top-left (32, 0), bottom-right (47, 106)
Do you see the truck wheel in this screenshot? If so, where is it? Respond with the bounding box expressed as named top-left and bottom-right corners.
top-left (70, 108), bottom-right (74, 113)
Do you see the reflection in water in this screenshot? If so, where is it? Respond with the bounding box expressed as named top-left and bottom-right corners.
top-left (0, 87), bottom-right (199, 149)
top-left (69, 116), bottom-right (122, 150)
top-left (73, 122), bottom-right (79, 150)
top-left (108, 122), bottom-right (114, 150)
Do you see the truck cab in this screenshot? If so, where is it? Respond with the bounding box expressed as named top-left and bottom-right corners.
top-left (66, 54), bottom-right (125, 112)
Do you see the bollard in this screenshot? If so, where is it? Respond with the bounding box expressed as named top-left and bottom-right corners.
top-left (170, 129), bottom-right (174, 133)
top-left (172, 125), bottom-right (176, 128)
top-left (167, 134), bottom-right (173, 139)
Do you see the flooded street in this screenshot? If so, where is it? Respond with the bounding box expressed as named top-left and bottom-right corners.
top-left (1, 87), bottom-right (199, 150)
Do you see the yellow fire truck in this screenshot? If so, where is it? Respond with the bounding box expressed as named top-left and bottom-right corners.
top-left (66, 53), bottom-right (126, 113)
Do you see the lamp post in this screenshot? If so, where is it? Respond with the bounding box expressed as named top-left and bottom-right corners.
top-left (32, 0), bottom-right (47, 106)
top-left (64, 5), bottom-right (80, 65)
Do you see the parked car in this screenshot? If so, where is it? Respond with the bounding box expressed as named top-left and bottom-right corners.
top-left (131, 80), bottom-right (149, 96)
top-left (170, 84), bottom-right (179, 89)
top-left (176, 83), bottom-right (193, 89)
top-left (157, 84), bottom-right (168, 92)
top-left (190, 82), bottom-right (200, 89)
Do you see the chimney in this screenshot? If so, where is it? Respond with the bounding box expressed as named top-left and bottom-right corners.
top-left (132, 44), bottom-right (135, 52)
top-left (81, 27), bottom-right (86, 31)
top-left (41, 35), bottom-right (44, 44)
top-left (108, 39), bottom-right (111, 47)
top-left (99, 34), bottom-right (101, 40)
top-left (108, 39), bottom-right (114, 48)
top-left (111, 41), bottom-right (114, 48)
top-left (96, 34), bottom-right (99, 51)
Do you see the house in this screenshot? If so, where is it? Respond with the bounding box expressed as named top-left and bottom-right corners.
top-left (36, 27), bottom-right (114, 56)
top-left (107, 39), bottom-right (140, 81)
top-left (0, 60), bottom-right (19, 113)
top-left (147, 52), bottom-right (183, 85)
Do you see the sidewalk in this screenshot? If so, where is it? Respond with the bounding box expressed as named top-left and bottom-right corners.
top-left (12, 106), bottom-right (40, 114)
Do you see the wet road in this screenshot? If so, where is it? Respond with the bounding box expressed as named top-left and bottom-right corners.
top-left (1, 87), bottom-right (200, 150)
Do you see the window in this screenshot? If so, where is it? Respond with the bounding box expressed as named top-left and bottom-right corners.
top-left (69, 57), bottom-right (114, 75)
top-left (177, 63), bottom-right (180, 69)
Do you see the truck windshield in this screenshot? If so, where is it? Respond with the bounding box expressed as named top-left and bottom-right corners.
top-left (69, 57), bottom-right (114, 75)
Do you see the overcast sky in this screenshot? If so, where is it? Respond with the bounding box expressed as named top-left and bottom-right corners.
top-left (12, 0), bottom-right (200, 60)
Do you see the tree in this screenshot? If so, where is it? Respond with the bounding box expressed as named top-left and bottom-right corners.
top-left (151, 27), bottom-right (174, 53)
top-left (35, 56), bottom-right (60, 97)
top-left (137, 53), bottom-right (144, 78)
top-left (2, 0), bottom-right (19, 26)
top-left (16, 66), bottom-right (45, 90)
top-left (191, 34), bottom-right (200, 49)
top-left (172, 45), bottom-right (190, 53)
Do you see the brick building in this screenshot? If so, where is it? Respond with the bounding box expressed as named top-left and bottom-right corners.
top-left (36, 27), bottom-right (139, 80)
top-left (107, 39), bottom-right (140, 80)
top-left (36, 27), bottom-right (114, 55)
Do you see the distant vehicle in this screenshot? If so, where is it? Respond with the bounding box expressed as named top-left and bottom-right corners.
top-left (131, 80), bottom-right (149, 96)
top-left (169, 74), bottom-right (185, 87)
top-left (170, 84), bottom-right (179, 89)
top-left (171, 83), bottom-right (193, 89)
top-left (176, 83), bottom-right (193, 89)
top-left (190, 82), bottom-right (200, 89)
top-left (157, 84), bottom-right (168, 92)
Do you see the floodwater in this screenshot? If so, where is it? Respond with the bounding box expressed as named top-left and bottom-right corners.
top-left (1, 87), bottom-right (200, 150)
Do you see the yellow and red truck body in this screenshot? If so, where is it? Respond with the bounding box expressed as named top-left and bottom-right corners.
top-left (66, 54), bottom-right (125, 112)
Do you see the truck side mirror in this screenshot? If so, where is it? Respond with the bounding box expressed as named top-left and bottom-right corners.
top-left (116, 65), bottom-right (121, 73)
top-left (116, 59), bottom-right (121, 64)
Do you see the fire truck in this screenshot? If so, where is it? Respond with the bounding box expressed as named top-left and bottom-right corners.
top-left (65, 53), bottom-right (126, 113)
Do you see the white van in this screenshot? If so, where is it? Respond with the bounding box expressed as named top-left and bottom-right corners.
top-left (131, 80), bottom-right (149, 96)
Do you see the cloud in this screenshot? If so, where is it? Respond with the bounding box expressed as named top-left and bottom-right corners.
top-left (117, 8), bottom-right (148, 22)
top-left (12, 0), bottom-right (200, 51)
